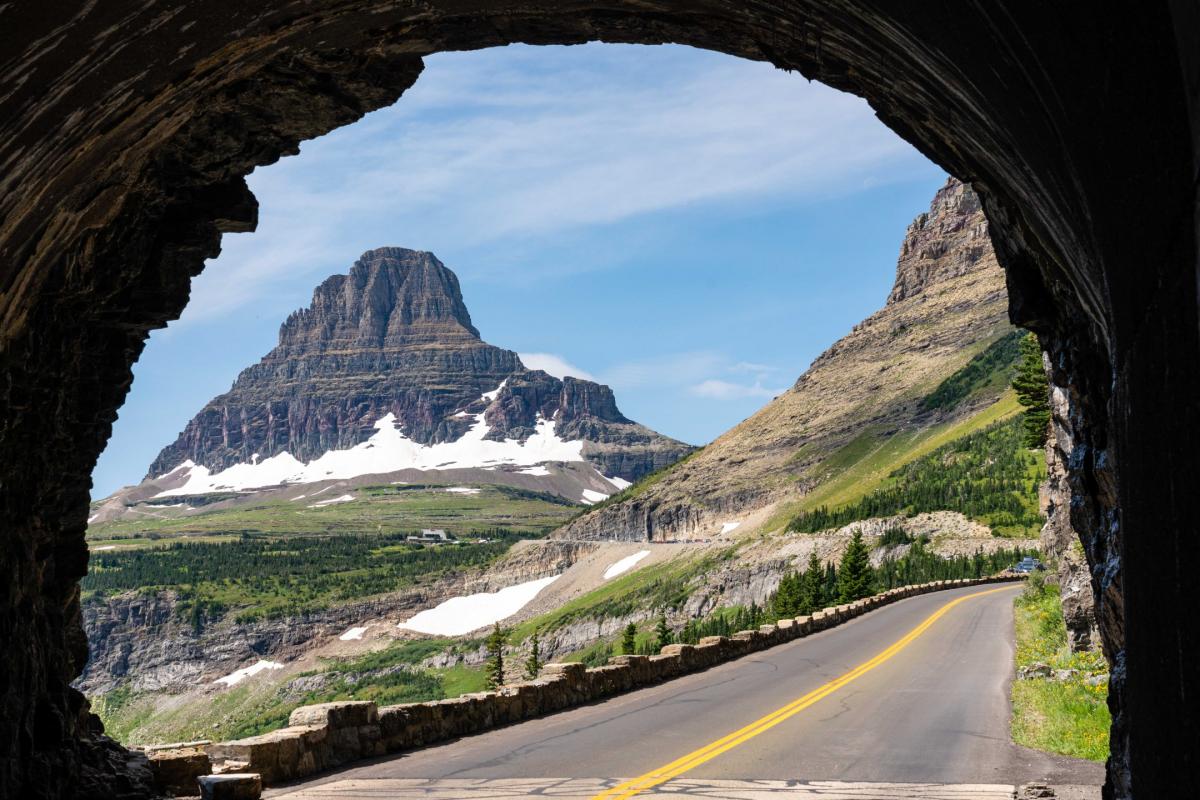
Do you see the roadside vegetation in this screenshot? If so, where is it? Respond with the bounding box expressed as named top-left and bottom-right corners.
top-left (92, 636), bottom-right (490, 744)
top-left (507, 547), bottom-right (739, 643)
top-left (1011, 574), bottom-right (1110, 762)
top-left (767, 531), bottom-right (1033, 619)
top-left (556, 537), bottom-right (1034, 666)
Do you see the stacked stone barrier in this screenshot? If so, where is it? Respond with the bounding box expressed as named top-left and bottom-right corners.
top-left (150, 576), bottom-right (1020, 794)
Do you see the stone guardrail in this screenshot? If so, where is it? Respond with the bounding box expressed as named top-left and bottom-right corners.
top-left (147, 576), bottom-right (1022, 797)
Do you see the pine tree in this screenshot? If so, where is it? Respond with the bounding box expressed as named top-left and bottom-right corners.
top-left (524, 629), bottom-right (542, 679)
top-left (654, 615), bottom-right (673, 651)
top-left (798, 553), bottom-right (825, 615)
top-left (837, 529), bottom-right (874, 602)
top-left (771, 571), bottom-right (802, 619)
top-left (621, 622), bottom-right (638, 655)
top-left (1013, 332), bottom-right (1051, 448)
top-left (485, 623), bottom-right (507, 689)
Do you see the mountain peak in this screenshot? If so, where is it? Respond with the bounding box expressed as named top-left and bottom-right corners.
top-left (887, 178), bottom-right (990, 304)
top-left (280, 247), bottom-right (480, 351)
top-left (145, 248), bottom-right (692, 487)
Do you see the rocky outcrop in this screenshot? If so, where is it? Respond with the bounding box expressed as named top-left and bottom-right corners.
top-left (78, 539), bottom-right (594, 697)
top-left (147, 248), bottom-right (691, 485)
top-left (1041, 384), bottom-right (1099, 652)
top-left (558, 179), bottom-right (1013, 542)
top-left (888, 180), bottom-right (991, 303)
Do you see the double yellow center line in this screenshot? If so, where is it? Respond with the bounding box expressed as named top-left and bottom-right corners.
top-left (591, 585), bottom-right (1018, 799)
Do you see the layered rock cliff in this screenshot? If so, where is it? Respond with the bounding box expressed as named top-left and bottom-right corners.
top-left (146, 248), bottom-right (691, 487)
top-left (1041, 384), bottom-right (1100, 651)
top-left (557, 178), bottom-right (1014, 541)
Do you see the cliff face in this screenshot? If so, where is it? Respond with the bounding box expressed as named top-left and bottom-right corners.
top-left (78, 540), bottom-right (595, 699)
top-left (557, 177), bottom-right (1013, 541)
top-left (887, 180), bottom-right (990, 304)
top-left (1041, 384), bottom-right (1100, 651)
top-left (146, 248), bottom-right (691, 485)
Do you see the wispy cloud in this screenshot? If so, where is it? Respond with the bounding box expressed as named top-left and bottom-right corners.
top-left (518, 352), bottom-right (596, 381)
top-left (601, 351), bottom-right (728, 391)
top-left (729, 361), bottom-right (780, 374)
top-left (601, 350), bottom-right (789, 404)
top-left (690, 378), bottom-right (787, 400)
top-left (183, 43), bottom-right (930, 323)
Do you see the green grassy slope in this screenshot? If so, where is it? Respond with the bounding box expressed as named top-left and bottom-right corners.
top-left (83, 532), bottom-right (525, 621)
top-left (786, 411), bottom-right (1045, 538)
top-left (87, 483), bottom-right (578, 550)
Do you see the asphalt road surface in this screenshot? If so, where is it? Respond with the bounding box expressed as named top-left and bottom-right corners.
top-left (269, 584), bottom-right (1103, 799)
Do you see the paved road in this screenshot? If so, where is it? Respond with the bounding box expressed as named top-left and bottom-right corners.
top-left (269, 584), bottom-right (1103, 799)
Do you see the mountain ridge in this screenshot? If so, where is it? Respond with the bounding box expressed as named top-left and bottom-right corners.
top-left (139, 248), bottom-right (691, 501)
top-left (556, 177), bottom-right (1015, 541)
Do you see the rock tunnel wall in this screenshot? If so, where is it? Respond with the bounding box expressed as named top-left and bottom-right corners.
top-left (1, 3), bottom-right (1198, 798)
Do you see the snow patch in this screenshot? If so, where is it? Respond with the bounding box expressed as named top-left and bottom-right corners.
top-left (87, 514), bottom-right (99, 524)
top-left (339, 626), bottom-right (369, 641)
top-left (581, 489), bottom-right (609, 504)
top-left (92, 545), bottom-right (116, 552)
top-left (290, 495), bottom-right (306, 501)
top-left (397, 575), bottom-right (560, 636)
top-left (720, 521), bottom-right (742, 534)
top-left (603, 550), bottom-right (651, 580)
top-left (153, 460), bottom-right (195, 481)
top-left (308, 494), bottom-right (355, 508)
top-left (518, 465), bottom-right (551, 476)
top-left (480, 379), bottom-right (507, 402)
top-left (444, 486), bottom-right (480, 495)
top-left (215, 659), bottom-right (284, 686)
top-left (605, 475), bottom-right (633, 491)
top-left (156, 382), bottom-right (587, 497)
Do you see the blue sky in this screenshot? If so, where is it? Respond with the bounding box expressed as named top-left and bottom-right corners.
top-left (92, 43), bottom-right (945, 498)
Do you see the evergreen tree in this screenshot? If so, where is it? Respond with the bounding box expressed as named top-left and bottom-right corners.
top-left (524, 629), bottom-right (542, 679)
top-left (837, 529), bottom-right (874, 602)
top-left (654, 614), bottom-right (673, 651)
top-left (621, 622), bottom-right (638, 655)
top-left (771, 571), bottom-right (802, 618)
top-left (824, 563), bottom-right (838, 603)
top-left (798, 553), bottom-right (826, 614)
top-left (1013, 332), bottom-right (1051, 448)
top-left (485, 623), bottom-right (508, 689)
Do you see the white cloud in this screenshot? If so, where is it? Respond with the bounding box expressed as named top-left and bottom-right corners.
top-left (730, 361), bottom-right (780, 374)
top-left (601, 351), bottom-right (727, 390)
top-left (601, 351), bottom-right (789, 403)
top-left (690, 378), bottom-right (787, 400)
top-left (181, 43), bottom-right (931, 323)
top-left (519, 352), bottom-right (596, 381)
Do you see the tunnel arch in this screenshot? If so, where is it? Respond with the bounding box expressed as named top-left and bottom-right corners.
top-left (1, 4), bottom-right (1197, 798)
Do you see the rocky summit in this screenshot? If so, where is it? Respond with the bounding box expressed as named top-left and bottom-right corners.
top-left (137, 248), bottom-right (691, 504)
top-left (557, 177), bottom-right (1017, 541)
